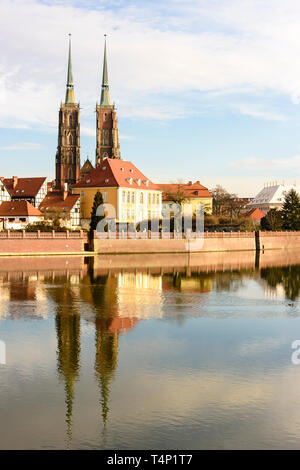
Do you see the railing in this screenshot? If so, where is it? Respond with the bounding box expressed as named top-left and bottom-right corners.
top-left (0, 230), bottom-right (87, 239)
top-left (94, 230), bottom-right (256, 240)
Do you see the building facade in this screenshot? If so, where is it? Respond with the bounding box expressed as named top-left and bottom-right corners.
top-left (157, 181), bottom-right (213, 215)
top-left (95, 38), bottom-right (121, 167)
top-left (55, 35), bottom-right (81, 190)
top-left (72, 158), bottom-right (162, 225)
top-left (247, 182), bottom-right (300, 213)
top-left (3, 177), bottom-right (47, 208)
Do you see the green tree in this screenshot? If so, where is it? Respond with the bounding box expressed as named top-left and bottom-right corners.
top-left (281, 189), bottom-right (300, 230)
top-left (261, 208), bottom-right (283, 231)
top-left (89, 191), bottom-right (104, 236)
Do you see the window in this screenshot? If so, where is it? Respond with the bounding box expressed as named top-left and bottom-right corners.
top-left (102, 166), bottom-right (106, 171)
top-left (69, 115), bottom-right (73, 127)
top-left (131, 193), bottom-right (135, 203)
top-left (122, 191), bottom-right (126, 203)
top-left (152, 194), bottom-right (155, 204)
top-left (140, 192), bottom-right (143, 204)
top-left (68, 168), bottom-right (73, 180)
top-left (127, 192), bottom-right (130, 203)
top-left (68, 152), bottom-right (73, 164)
top-left (104, 179), bottom-right (109, 183)
top-left (19, 218), bottom-right (26, 222)
top-left (103, 191), bottom-right (108, 202)
top-left (148, 193), bottom-right (151, 204)
top-left (8, 218), bottom-right (15, 221)
top-left (104, 113), bottom-right (107, 122)
top-left (156, 194), bottom-right (160, 204)
top-left (69, 135), bottom-right (73, 145)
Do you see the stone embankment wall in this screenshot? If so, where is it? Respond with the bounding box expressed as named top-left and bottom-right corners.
top-left (93, 231), bottom-right (300, 254)
top-left (0, 231), bottom-right (87, 255)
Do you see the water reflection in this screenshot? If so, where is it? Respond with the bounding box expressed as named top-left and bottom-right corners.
top-left (1, 251), bottom-right (300, 448)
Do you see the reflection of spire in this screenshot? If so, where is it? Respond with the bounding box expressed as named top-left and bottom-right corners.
top-left (53, 279), bottom-right (81, 446)
top-left (94, 315), bottom-right (118, 430)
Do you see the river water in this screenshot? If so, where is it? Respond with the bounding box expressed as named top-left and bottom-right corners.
top-left (1, 251), bottom-right (300, 449)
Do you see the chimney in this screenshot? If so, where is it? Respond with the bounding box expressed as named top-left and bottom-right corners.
top-left (13, 176), bottom-right (18, 189)
top-left (63, 182), bottom-right (68, 201)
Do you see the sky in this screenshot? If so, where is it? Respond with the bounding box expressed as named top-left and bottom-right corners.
top-left (2, 1), bottom-right (300, 195)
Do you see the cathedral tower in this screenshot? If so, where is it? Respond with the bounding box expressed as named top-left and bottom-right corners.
top-left (95, 36), bottom-right (121, 167)
top-left (56, 34), bottom-right (80, 190)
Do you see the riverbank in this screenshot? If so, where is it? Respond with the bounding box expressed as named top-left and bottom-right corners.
top-left (0, 230), bottom-right (300, 256)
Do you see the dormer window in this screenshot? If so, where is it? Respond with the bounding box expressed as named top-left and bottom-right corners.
top-left (105, 179), bottom-right (109, 183)
top-left (102, 166), bottom-right (106, 171)
top-left (129, 169), bottom-right (133, 173)
top-left (121, 167), bottom-right (124, 171)
top-left (86, 179), bottom-right (91, 184)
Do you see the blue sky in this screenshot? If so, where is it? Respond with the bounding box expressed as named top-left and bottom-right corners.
top-left (1, 0), bottom-right (300, 195)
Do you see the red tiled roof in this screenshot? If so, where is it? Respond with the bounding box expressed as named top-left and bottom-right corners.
top-left (73, 158), bottom-right (158, 190)
top-left (157, 181), bottom-right (212, 201)
top-left (3, 177), bottom-right (46, 197)
top-left (243, 208), bottom-right (266, 220)
top-left (39, 190), bottom-right (80, 212)
top-left (0, 201), bottom-right (42, 217)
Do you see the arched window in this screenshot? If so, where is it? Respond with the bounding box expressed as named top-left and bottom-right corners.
top-left (69, 135), bottom-right (73, 145)
top-left (68, 168), bottom-right (73, 181)
top-left (69, 115), bottom-right (73, 127)
top-left (68, 152), bottom-right (73, 164)
top-left (104, 113), bottom-right (107, 122)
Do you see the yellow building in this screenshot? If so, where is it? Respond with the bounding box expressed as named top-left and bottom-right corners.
top-left (72, 158), bottom-right (162, 225)
top-left (157, 181), bottom-right (213, 215)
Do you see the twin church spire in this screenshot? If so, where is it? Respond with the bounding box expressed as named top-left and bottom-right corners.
top-left (56, 34), bottom-right (120, 189)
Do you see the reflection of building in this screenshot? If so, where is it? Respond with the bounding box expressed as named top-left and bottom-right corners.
top-left (52, 278), bottom-right (81, 441)
top-left (162, 273), bottom-right (213, 293)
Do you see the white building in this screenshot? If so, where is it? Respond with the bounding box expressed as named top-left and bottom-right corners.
top-left (0, 200), bottom-right (43, 230)
top-left (247, 182), bottom-right (300, 213)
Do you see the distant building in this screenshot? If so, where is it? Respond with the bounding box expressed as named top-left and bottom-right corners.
top-left (72, 158), bottom-right (162, 225)
top-left (156, 181), bottom-right (213, 215)
top-left (3, 176), bottom-right (47, 208)
top-left (247, 182), bottom-right (300, 213)
top-left (39, 189), bottom-right (80, 229)
top-left (80, 158), bottom-right (94, 179)
top-left (0, 201), bottom-right (43, 230)
top-left (242, 208), bottom-right (266, 221)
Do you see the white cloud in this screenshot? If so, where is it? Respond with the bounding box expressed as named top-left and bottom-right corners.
top-left (0, 142), bottom-right (44, 151)
top-left (232, 104), bottom-right (287, 121)
top-left (0, 0), bottom-right (300, 129)
top-left (230, 155), bottom-right (300, 171)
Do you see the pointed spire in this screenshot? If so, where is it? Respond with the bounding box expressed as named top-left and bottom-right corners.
top-left (65, 34), bottom-right (75, 104)
top-left (100, 35), bottom-right (111, 106)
